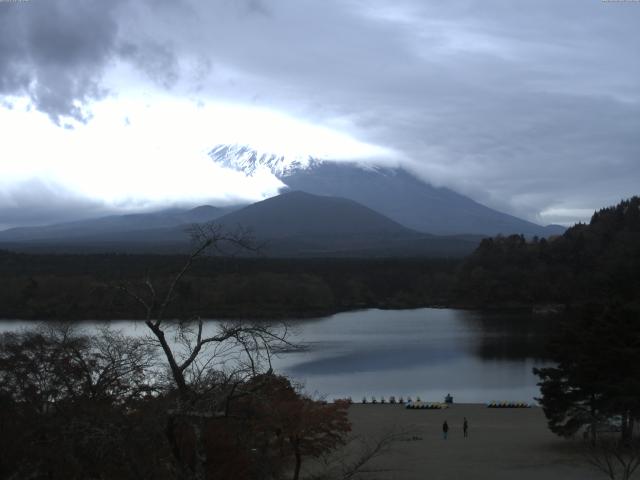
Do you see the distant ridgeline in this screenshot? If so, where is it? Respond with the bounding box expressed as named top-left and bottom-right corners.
top-left (455, 196), bottom-right (640, 309)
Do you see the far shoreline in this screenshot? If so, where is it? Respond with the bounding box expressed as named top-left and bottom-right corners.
top-left (0, 303), bottom-right (564, 323)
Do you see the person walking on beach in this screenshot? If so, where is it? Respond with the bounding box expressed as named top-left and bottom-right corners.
top-left (442, 420), bottom-right (449, 440)
top-left (463, 417), bottom-right (469, 438)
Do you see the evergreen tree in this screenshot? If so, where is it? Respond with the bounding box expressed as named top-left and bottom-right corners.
top-left (535, 304), bottom-right (640, 443)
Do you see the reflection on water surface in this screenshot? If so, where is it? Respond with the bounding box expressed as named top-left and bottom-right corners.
top-left (0, 308), bottom-right (556, 403)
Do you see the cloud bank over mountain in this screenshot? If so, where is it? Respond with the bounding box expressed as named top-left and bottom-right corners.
top-left (1, 0), bottom-right (638, 228)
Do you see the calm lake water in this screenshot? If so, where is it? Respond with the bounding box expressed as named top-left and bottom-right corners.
top-left (0, 308), bottom-right (554, 403)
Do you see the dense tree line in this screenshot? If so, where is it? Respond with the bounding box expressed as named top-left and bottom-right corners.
top-left (0, 253), bottom-right (458, 320)
top-left (456, 196), bottom-right (640, 308)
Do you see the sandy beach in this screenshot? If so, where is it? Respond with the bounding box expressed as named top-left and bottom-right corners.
top-left (342, 404), bottom-right (601, 480)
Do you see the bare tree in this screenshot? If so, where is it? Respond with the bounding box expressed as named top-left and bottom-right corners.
top-left (0, 325), bottom-right (163, 480)
top-left (585, 437), bottom-right (640, 480)
top-left (119, 223), bottom-right (290, 480)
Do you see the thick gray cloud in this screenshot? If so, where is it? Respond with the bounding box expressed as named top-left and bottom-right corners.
top-left (0, 0), bottom-right (186, 123)
top-left (1, 0), bottom-right (639, 226)
top-left (113, 0), bottom-right (638, 223)
top-left (0, 0), bottom-right (125, 124)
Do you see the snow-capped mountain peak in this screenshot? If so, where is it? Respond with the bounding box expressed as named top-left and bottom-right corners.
top-left (208, 144), bottom-right (319, 177)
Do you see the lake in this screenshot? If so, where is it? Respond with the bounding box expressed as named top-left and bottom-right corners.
top-left (0, 308), bottom-right (555, 403)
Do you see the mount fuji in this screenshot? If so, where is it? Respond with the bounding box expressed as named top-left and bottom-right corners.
top-left (0, 145), bottom-right (563, 256)
top-left (209, 144), bottom-right (565, 237)
top-left (208, 144), bottom-right (319, 177)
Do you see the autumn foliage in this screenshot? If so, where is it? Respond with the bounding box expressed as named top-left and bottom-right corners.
top-left (0, 328), bottom-right (351, 480)
top-left (169, 374), bottom-right (351, 480)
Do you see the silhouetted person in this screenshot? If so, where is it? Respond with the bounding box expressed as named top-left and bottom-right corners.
top-left (442, 420), bottom-right (449, 440)
top-left (463, 417), bottom-right (468, 438)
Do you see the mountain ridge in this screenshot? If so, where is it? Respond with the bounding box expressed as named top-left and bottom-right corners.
top-left (0, 205), bottom-right (228, 242)
top-left (208, 144), bottom-right (565, 237)
top-left (0, 191), bottom-right (481, 257)
top-left (209, 191), bottom-right (480, 257)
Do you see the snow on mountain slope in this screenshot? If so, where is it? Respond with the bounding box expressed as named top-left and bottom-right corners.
top-left (208, 144), bottom-right (319, 177)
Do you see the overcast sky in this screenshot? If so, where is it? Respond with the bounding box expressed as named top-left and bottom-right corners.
top-left (1, 0), bottom-right (639, 230)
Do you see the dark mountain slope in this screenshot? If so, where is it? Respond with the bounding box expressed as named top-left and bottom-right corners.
top-left (281, 163), bottom-right (564, 237)
top-left (0, 205), bottom-right (226, 243)
top-left (214, 190), bottom-right (415, 238)
top-left (0, 192), bottom-right (481, 257)
top-left (213, 191), bottom-right (479, 257)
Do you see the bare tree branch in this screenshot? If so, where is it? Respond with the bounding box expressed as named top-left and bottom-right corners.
top-left (308, 428), bottom-right (411, 480)
top-left (585, 437), bottom-right (640, 480)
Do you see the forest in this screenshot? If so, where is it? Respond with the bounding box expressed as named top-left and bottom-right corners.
top-left (0, 253), bottom-right (459, 320)
top-left (457, 196), bottom-right (640, 309)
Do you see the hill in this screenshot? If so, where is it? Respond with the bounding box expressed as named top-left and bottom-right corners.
top-left (214, 191), bottom-right (480, 257)
top-left (0, 205), bottom-right (226, 243)
top-left (0, 192), bottom-right (481, 257)
top-left (455, 196), bottom-right (640, 307)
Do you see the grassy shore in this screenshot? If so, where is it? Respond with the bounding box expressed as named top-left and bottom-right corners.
top-left (342, 404), bottom-right (600, 480)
